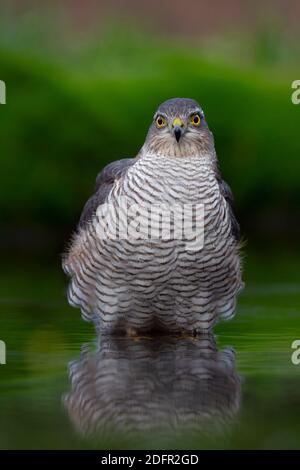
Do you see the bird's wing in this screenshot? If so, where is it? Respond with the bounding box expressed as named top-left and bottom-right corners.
top-left (214, 163), bottom-right (240, 242)
top-left (218, 178), bottom-right (240, 241)
top-left (78, 157), bottom-right (136, 229)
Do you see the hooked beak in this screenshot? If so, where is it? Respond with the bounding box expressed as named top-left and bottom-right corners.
top-left (172, 117), bottom-right (184, 143)
top-left (174, 126), bottom-right (182, 143)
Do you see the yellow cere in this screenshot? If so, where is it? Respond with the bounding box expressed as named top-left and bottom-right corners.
top-left (172, 117), bottom-right (184, 128)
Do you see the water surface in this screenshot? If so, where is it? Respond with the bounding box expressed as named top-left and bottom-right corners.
top-left (1, 254), bottom-right (300, 449)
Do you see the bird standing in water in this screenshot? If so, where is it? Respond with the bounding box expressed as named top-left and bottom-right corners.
top-left (63, 98), bottom-right (243, 335)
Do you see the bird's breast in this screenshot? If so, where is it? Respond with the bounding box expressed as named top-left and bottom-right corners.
top-left (103, 153), bottom-right (226, 274)
top-left (121, 154), bottom-right (219, 206)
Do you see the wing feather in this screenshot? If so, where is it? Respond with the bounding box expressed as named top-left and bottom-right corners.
top-left (78, 157), bottom-right (136, 229)
top-left (214, 163), bottom-right (240, 241)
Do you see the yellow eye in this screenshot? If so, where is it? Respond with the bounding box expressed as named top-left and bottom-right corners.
top-left (156, 115), bottom-right (167, 128)
top-left (190, 114), bottom-right (201, 126)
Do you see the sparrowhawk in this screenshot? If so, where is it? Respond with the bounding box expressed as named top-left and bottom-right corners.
top-left (63, 98), bottom-right (243, 334)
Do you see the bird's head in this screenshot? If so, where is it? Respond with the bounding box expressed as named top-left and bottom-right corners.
top-left (143, 98), bottom-right (214, 158)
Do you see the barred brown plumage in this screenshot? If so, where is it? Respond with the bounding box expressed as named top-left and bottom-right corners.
top-left (63, 98), bottom-right (243, 334)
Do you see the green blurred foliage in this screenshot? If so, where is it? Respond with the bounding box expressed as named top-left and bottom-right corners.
top-left (0, 27), bottom-right (299, 245)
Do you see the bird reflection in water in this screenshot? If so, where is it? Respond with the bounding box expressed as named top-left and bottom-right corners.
top-left (63, 335), bottom-right (241, 441)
